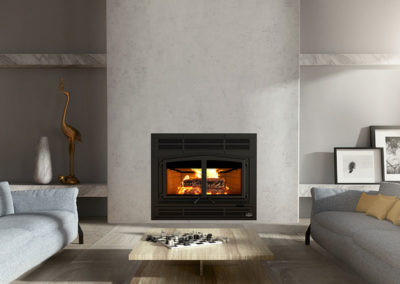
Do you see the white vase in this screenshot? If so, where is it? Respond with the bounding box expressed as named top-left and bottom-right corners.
top-left (33, 136), bottom-right (53, 184)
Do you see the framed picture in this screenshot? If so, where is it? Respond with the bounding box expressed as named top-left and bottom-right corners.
top-left (334, 147), bottom-right (383, 184)
top-left (371, 126), bottom-right (400, 181)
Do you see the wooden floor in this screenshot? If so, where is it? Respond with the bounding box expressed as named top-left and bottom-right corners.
top-left (12, 219), bottom-right (365, 284)
top-left (131, 260), bottom-right (273, 284)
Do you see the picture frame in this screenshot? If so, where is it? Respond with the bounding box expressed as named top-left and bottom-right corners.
top-left (334, 147), bottom-right (383, 184)
top-left (370, 126), bottom-right (400, 181)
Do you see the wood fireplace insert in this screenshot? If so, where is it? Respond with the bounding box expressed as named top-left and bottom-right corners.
top-left (151, 134), bottom-right (256, 220)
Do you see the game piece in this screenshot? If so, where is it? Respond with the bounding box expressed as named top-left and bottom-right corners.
top-left (145, 231), bottom-right (227, 249)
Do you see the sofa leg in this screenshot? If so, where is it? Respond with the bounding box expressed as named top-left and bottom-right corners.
top-left (78, 224), bottom-right (84, 244)
top-left (305, 224), bottom-right (311, 245)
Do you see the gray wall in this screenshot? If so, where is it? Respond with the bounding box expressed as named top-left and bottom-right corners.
top-left (0, 0), bottom-right (107, 183)
top-left (108, 0), bottom-right (300, 223)
top-left (301, 0), bottom-right (400, 53)
top-left (300, 0), bottom-right (400, 184)
top-left (0, 0), bottom-right (106, 53)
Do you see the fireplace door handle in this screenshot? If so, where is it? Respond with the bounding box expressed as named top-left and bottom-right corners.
top-left (193, 197), bottom-right (201, 204)
top-left (193, 196), bottom-right (215, 204)
top-left (206, 196), bottom-right (216, 204)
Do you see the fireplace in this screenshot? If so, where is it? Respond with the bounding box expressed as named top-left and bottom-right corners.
top-left (151, 134), bottom-right (256, 220)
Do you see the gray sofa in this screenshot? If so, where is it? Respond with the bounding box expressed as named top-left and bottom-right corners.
top-left (0, 182), bottom-right (79, 283)
top-left (307, 184), bottom-right (400, 284)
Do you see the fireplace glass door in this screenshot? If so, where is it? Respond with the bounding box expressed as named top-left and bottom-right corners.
top-left (206, 160), bottom-right (242, 195)
top-left (166, 160), bottom-right (202, 195)
top-left (165, 158), bottom-right (243, 196)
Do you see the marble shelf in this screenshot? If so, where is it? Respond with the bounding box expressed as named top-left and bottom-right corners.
top-left (0, 54), bottom-right (106, 68)
top-left (10, 183), bottom-right (107, 197)
top-left (300, 54), bottom-right (400, 66)
top-left (299, 184), bottom-right (379, 197)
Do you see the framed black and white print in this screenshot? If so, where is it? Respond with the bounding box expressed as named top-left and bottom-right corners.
top-left (371, 126), bottom-right (400, 181)
top-left (334, 148), bottom-right (383, 184)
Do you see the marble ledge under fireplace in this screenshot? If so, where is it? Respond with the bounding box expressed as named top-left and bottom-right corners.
top-left (10, 183), bottom-right (107, 197)
top-left (300, 54), bottom-right (400, 66)
top-left (299, 184), bottom-right (380, 198)
top-left (0, 54), bottom-right (106, 68)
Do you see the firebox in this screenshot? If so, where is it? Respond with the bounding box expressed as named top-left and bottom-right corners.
top-left (151, 134), bottom-right (256, 220)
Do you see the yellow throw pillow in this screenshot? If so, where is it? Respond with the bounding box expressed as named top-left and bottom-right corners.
top-left (366, 194), bottom-right (398, 220)
top-left (356, 193), bottom-right (379, 212)
top-left (381, 194), bottom-right (398, 200)
top-left (386, 200), bottom-right (400, 225)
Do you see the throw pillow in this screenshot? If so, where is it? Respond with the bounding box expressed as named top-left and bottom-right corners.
top-left (379, 182), bottom-right (400, 198)
top-left (0, 181), bottom-right (14, 216)
top-left (386, 200), bottom-right (400, 225)
top-left (366, 194), bottom-right (398, 220)
top-left (355, 192), bottom-right (379, 212)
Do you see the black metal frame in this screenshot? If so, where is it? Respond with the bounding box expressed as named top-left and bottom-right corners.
top-left (370, 125), bottom-right (400, 146)
top-left (151, 133), bottom-right (257, 220)
top-left (370, 125), bottom-right (400, 182)
top-left (334, 147), bottom-right (384, 184)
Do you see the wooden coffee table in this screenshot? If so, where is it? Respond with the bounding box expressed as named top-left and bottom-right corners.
top-left (129, 228), bottom-right (274, 283)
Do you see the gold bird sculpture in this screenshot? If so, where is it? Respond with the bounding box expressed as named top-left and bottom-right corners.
top-left (58, 79), bottom-right (82, 184)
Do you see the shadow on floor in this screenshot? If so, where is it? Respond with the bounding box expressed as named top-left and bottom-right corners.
top-left (260, 234), bottom-right (365, 284)
top-left (18, 249), bottom-right (139, 284)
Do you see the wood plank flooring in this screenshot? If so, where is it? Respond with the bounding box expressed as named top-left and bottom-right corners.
top-left (131, 260), bottom-right (273, 284)
top-left (12, 219), bottom-right (365, 284)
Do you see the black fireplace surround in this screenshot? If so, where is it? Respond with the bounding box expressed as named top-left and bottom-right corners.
top-left (151, 133), bottom-right (256, 220)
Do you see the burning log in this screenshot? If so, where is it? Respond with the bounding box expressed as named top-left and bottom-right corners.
top-left (207, 178), bottom-right (225, 189)
top-left (183, 178), bottom-right (225, 189)
top-left (183, 178), bottom-right (202, 188)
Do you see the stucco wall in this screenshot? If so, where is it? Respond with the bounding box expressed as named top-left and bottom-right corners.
top-left (107, 0), bottom-right (300, 223)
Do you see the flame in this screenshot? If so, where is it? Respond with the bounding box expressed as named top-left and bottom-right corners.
top-left (189, 168), bottom-right (221, 178)
top-left (207, 168), bottom-right (219, 178)
top-left (177, 185), bottom-right (201, 195)
top-left (193, 168), bottom-right (202, 178)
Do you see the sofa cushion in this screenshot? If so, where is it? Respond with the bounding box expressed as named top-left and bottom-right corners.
top-left (379, 182), bottom-right (400, 198)
top-left (356, 192), bottom-right (379, 212)
top-left (0, 210), bottom-right (76, 237)
top-left (366, 194), bottom-right (398, 220)
top-left (0, 181), bottom-right (14, 216)
top-left (312, 211), bottom-right (399, 237)
top-left (0, 228), bottom-right (32, 256)
top-left (387, 200), bottom-right (400, 225)
top-left (353, 230), bottom-right (400, 269)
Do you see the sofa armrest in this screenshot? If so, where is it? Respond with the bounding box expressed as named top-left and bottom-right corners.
top-left (311, 187), bottom-right (377, 217)
top-left (11, 187), bottom-right (78, 215)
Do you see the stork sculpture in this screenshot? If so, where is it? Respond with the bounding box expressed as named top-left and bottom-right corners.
top-left (58, 79), bottom-right (82, 184)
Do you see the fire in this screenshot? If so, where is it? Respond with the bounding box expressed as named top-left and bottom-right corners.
top-left (193, 168), bottom-right (202, 178)
top-left (206, 168), bottom-right (219, 178)
top-left (177, 168), bottom-right (230, 195)
top-left (190, 168), bottom-right (220, 179)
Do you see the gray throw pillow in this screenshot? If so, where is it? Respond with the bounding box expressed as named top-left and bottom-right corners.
top-left (379, 182), bottom-right (400, 198)
top-left (0, 181), bottom-right (14, 216)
